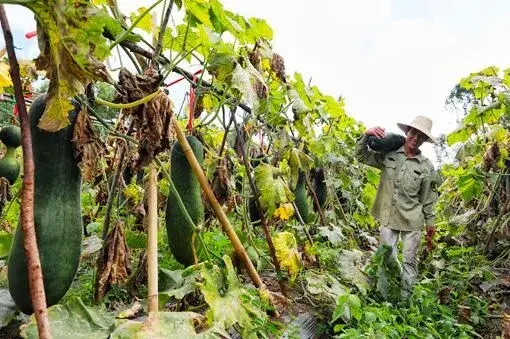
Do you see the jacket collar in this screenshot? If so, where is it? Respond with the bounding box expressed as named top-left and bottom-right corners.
top-left (396, 146), bottom-right (426, 162)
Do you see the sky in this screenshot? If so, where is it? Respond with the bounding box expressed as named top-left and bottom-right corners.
top-left (3, 1), bottom-right (510, 162)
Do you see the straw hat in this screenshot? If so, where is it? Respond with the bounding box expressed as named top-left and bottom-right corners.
top-left (397, 115), bottom-right (437, 144)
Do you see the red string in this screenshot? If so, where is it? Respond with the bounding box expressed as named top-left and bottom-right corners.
top-left (25, 31), bottom-right (37, 39)
top-left (164, 69), bottom-right (202, 87)
top-left (187, 75), bottom-right (197, 131)
top-left (163, 69), bottom-right (203, 131)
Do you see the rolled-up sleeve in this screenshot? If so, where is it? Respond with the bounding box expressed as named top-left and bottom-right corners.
top-left (355, 134), bottom-right (385, 169)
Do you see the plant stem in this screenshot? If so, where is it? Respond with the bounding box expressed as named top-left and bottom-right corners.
top-left (0, 5), bottom-right (51, 338)
top-left (305, 176), bottom-right (326, 226)
top-left (232, 113), bottom-right (286, 296)
top-left (152, 0), bottom-right (174, 61)
top-left (95, 90), bottom-right (160, 109)
top-left (109, 0), bottom-right (164, 51)
top-left (147, 163), bottom-right (158, 313)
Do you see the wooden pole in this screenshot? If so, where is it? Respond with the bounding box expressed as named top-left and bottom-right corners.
top-left (0, 7), bottom-right (51, 338)
top-left (172, 117), bottom-right (265, 289)
top-left (147, 164), bottom-right (158, 313)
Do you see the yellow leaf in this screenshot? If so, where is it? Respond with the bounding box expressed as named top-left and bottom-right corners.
top-left (272, 203), bottom-right (294, 221)
top-left (130, 7), bottom-right (154, 34)
top-left (202, 93), bottom-right (215, 113)
top-left (273, 231), bottom-right (302, 282)
top-left (0, 62), bottom-right (12, 94)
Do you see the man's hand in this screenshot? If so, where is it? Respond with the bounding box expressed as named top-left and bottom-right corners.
top-left (426, 226), bottom-right (435, 252)
top-left (364, 126), bottom-right (386, 139)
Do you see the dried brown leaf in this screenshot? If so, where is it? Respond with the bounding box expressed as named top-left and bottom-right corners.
top-left (458, 305), bottom-right (472, 324)
top-left (212, 162), bottom-right (230, 206)
top-left (483, 142), bottom-right (500, 172)
top-left (0, 178), bottom-right (11, 214)
top-left (95, 182), bottom-right (108, 206)
top-left (114, 68), bottom-right (174, 170)
top-left (133, 91), bottom-right (175, 170)
top-left (193, 95), bottom-right (204, 119)
top-left (503, 313), bottom-right (510, 339)
top-left (94, 220), bottom-right (131, 303)
top-left (128, 250), bottom-right (147, 297)
top-left (271, 53), bottom-right (286, 83)
top-left (72, 109), bottom-right (105, 182)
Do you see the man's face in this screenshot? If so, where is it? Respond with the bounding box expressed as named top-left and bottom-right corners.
top-left (405, 127), bottom-right (428, 151)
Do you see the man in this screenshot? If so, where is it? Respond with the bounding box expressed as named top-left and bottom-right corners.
top-left (355, 115), bottom-right (438, 299)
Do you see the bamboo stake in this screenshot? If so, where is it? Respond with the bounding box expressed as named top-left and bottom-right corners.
top-left (172, 117), bottom-right (265, 289)
top-left (147, 164), bottom-right (158, 313)
top-left (0, 7), bottom-right (51, 338)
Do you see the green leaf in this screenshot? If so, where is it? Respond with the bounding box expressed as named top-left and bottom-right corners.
top-left (0, 290), bottom-right (16, 328)
top-left (244, 17), bottom-right (273, 43)
top-left (206, 52), bottom-right (236, 82)
top-left (332, 293), bottom-right (362, 324)
top-left (253, 163), bottom-right (294, 216)
top-left (292, 73), bottom-right (313, 108)
top-left (158, 265), bottom-right (202, 308)
top-left (447, 126), bottom-right (474, 146)
top-left (337, 250), bottom-right (369, 295)
top-left (457, 172), bottom-right (483, 202)
top-left (183, 0), bottom-right (212, 27)
top-left (111, 312), bottom-right (228, 338)
top-left (322, 95), bottom-right (346, 119)
top-left (0, 231), bottom-right (12, 259)
top-left (125, 230), bottom-right (147, 249)
top-left (198, 256), bottom-right (268, 337)
top-left (21, 297), bottom-right (114, 339)
top-left (304, 272), bottom-right (349, 306)
top-left (81, 234), bottom-right (103, 258)
top-left (25, 1), bottom-right (113, 131)
top-left (129, 7), bottom-right (154, 34)
top-left (209, 0), bottom-right (234, 34)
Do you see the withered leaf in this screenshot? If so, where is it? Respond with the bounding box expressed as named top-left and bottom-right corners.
top-left (133, 91), bottom-right (175, 170)
top-left (211, 162), bottom-right (231, 206)
top-left (0, 178), bottom-right (10, 215)
top-left (94, 220), bottom-right (131, 303)
top-left (114, 68), bottom-right (174, 170)
top-left (72, 109), bottom-right (105, 183)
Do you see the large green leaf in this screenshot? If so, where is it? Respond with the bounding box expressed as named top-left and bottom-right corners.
top-left (304, 272), bottom-right (349, 306)
top-left (158, 265), bottom-right (202, 308)
top-left (337, 250), bottom-right (369, 295)
top-left (0, 290), bottom-right (16, 329)
top-left (457, 171), bottom-right (484, 203)
top-left (20, 297), bottom-right (114, 339)
top-left (198, 256), bottom-right (268, 338)
top-left (244, 18), bottom-right (273, 43)
top-left (111, 312), bottom-right (228, 338)
top-left (183, 0), bottom-right (213, 27)
top-left (331, 294), bottom-right (362, 324)
top-left (21, 0), bottom-right (114, 131)
top-left (253, 163), bottom-right (294, 216)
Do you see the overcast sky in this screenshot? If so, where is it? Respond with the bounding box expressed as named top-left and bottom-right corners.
top-left (3, 1), bottom-right (510, 162)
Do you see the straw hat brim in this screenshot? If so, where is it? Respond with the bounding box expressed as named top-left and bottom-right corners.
top-left (397, 123), bottom-right (437, 144)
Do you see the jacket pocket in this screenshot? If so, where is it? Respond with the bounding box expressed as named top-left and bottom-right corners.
top-left (404, 169), bottom-right (422, 195)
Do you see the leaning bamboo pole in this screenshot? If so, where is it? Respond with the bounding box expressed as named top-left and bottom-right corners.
top-left (172, 117), bottom-right (265, 289)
